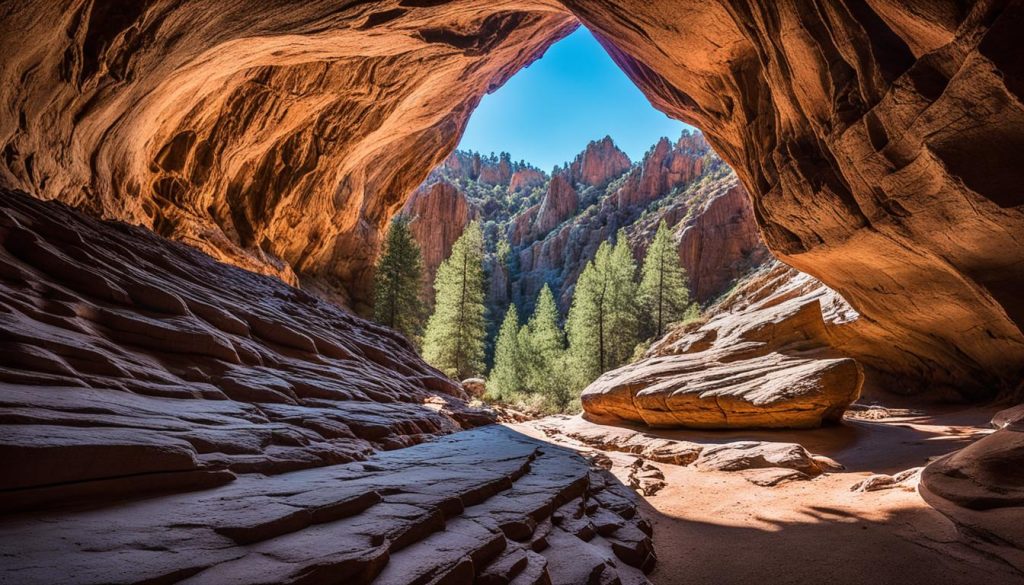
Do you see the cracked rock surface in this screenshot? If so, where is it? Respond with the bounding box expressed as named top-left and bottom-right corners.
top-left (0, 191), bottom-right (654, 584)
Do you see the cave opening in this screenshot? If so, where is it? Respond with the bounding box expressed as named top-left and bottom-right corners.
top-left (0, 2), bottom-right (1022, 584)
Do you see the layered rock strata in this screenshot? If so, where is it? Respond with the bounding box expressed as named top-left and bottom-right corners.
top-left (532, 415), bottom-right (843, 486)
top-left (563, 0), bottom-right (1024, 394)
top-left (0, 425), bottom-right (656, 585)
top-left (0, 0), bottom-right (577, 311)
top-left (0, 190), bottom-right (656, 583)
top-left (582, 261), bottom-right (864, 428)
top-left (0, 1), bottom-right (1021, 391)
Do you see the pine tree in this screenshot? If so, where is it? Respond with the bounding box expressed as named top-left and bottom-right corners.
top-left (605, 229), bottom-right (640, 367)
top-left (528, 285), bottom-right (564, 361)
top-left (638, 220), bottom-right (690, 338)
top-left (566, 241), bottom-right (612, 386)
top-left (488, 305), bottom-right (525, 399)
top-left (373, 215), bottom-right (425, 343)
top-left (422, 221), bottom-right (488, 379)
top-left (525, 285), bottom-right (572, 410)
top-left (566, 231), bottom-right (640, 389)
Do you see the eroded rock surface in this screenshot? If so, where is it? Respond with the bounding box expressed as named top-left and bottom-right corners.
top-left (0, 190), bottom-right (656, 583)
top-left (0, 0), bottom-right (1021, 390)
top-left (531, 415), bottom-right (840, 487)
top-left (582, 262), bottom-right (864, 428)
top-left (0, 0), bottom-right (577, 310)
top-left (920, 407), bottom-right (1024, 571)
top-left (0, 189), bottom-right (488, 508)
top-left (0, 425), bottom-right (655, 585)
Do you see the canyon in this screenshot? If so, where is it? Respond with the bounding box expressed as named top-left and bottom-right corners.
top-left (1, 1), bottom-right (1023, 584)
top-left (404, 131), bottom-right (768, 315)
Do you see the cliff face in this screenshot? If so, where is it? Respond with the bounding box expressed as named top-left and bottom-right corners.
top-left (566, 135), bottom-right (632, 187)
top-left (402, 180), bottom-right (477, 301)
top-left (512, 132), bottom-right (764, 310)
top-left (0, 0), bottom-right (576, 312)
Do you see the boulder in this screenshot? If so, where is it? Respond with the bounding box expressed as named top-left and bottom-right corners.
top-left (582, 264), bottom-right (864, 429)
top-left (461, 378), bottom-right (487, 399)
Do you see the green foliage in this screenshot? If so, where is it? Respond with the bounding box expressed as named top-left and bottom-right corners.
top-left (524, 285), bottom-right (573, 411)
top-left (484, 285), bottom-right (577, 414)
top-left (638, 220), bottom-right (691, 337)
top-left (422, 221), bottom-right (488, 379)
top-left (565, 230), bottom-right (640, 390)
top-left (487, 305), bottom-right (526, 398)
top-left (373, 215), bottom-right (425, 344)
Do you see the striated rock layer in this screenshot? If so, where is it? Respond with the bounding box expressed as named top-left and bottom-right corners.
top-left (2, 1), bottom-right (1020, 391)
top-left (0, 190), bottom-right (656, 583)
top-left (582, 261), bottom-right (865, 429)
top-left (563, 0), bottom-right (1024, 395)
top-left (0, 0), bottom-right (577, 312)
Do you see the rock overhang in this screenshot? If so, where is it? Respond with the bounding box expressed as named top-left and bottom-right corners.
top-left (0, 1), bottom-right (1022, 393)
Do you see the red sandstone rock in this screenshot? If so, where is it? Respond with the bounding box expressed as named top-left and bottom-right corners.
top-left (582, 261), bottom-right (864, 429)
top-left (509, 167), bottom-right (547, 193)
top-left (566, 136), bottom-right (631, 187)
top-left (515, 140), bottom-right (760, 309)
top-left (519, 172), bottom-right (579, 245)
top-left (402, 179), bottom-right (476, 300)
top-left (0, 0), bottom-right (1020, 391)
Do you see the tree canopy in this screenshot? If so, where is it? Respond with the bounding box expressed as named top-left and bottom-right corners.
top-left (373, 215), bottom-right (425, 344)
top-left (422, 221), bottom-right (488, 379)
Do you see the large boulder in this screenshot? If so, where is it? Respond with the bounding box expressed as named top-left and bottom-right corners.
top-left (919, 406), bottom-right (1024, 572)
top-left (582, 262), bottom-right (864, 429)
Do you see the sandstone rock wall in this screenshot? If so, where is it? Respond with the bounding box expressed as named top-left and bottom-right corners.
top-left (0, 0), bottom-right (576, 312)
top-left (0, 0), bottom-right (1021, 392)
top-left (566, 135), bottom-right (632, 187)
top-left (514, 136), bottom-right (764, 309)
top-left (402, 180), bottom-right (477, 302)
top-left (561, 0), bottom-right (1024, 395)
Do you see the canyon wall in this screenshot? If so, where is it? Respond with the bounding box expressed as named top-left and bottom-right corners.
top-left (0, 0), bottom-right (576, 312)
top-left (562, 0), bottom-right (1024, 395)
top-left (0, 0), bottom-right (1021, 392)
top-left (512, 133), bottom-right (767, 310)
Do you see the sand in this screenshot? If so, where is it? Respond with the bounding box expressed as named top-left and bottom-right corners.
top-left (514, 406), bottom-right (1024, 585)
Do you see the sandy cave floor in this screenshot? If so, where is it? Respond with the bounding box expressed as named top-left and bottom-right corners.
top-left (511, 405), bottom-right (1023, 585)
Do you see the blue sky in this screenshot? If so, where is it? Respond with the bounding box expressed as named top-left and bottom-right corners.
top-left (458, 27), bottom-right (694, 172)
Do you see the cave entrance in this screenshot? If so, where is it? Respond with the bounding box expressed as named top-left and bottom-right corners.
top-left (399, 25), bottom-right (769, 385)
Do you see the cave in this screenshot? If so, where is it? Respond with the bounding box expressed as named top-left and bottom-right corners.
top-left (0, 1), bottom-right (1022, 584)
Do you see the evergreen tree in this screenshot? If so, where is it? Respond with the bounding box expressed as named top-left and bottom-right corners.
top-left (566, 231), bottom-right (640, 388)
top-left (422, 221), bottom-right (488, 379)
top-left (638, 220), bottom-right (690, 337)
top-left (527, 285), bottom-right (564, 361)
top-left (525, 285), bottom-right (572, 410)
top-left (566, 242), bottom-right (612, 386)
top-left (488, 305), bottom-right (525, 398)
top-left (373, 215), bottom-right (425, 343)
top-left (606, 229), bottom-right (640, 367)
